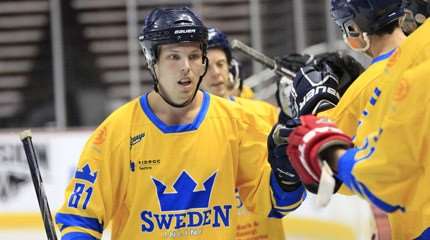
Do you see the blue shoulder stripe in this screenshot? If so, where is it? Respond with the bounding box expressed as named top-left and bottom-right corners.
top-left (415, 227), bottom-right (430, 240)
top-left (371, 48), bottom-right (396, 64)
top-left (62, 232), bottom-right (98, 240)
top-left (56, 213), bottom-right (103, 234)
top-left (337, 149), bottom-right (405, 213)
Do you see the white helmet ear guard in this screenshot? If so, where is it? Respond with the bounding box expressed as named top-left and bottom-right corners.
top-left (342, 32), bottom-right (370, 52)
top-left (340, 21), bottom-right (370, 52)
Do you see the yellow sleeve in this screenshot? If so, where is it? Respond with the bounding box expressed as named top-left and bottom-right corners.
top-left (337, 60), bottom-right (430, 212)
top-left (235, 107), bottom-right (305, 218)
top-left (239, 85), bottom-right (255, 99)
top-left (55, 105), bottom-right (131, 239)
top-left (234, 97), bottom-right (279, 126)
top-left (318, 61), bottom-right (386, 138)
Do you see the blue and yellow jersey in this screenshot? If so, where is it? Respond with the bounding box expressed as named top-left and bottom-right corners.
top-left (55, 91), bottom-right (305, 239)
top-left (336, 19), bottom-right (430, 240)
top-left (229, 96), bottom-right (283, 240)
top-left (318, 49), bottom-right (396, 139)
top-left (318, 48), bottom-right (396, 197)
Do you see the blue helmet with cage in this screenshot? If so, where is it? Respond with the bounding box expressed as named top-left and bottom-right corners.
top-left (138, 7), bottom-right (208, 70)
top-left (330, 0), bottom-right (405, 35)
top-left (138, 7), bottom-right (209, 108)
top-left (207, 27), bottom-right (232, 63)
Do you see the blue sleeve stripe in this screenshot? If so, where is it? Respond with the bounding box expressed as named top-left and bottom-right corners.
top-left (337, 149), bottom-right (405, 213)
top-left (273, 203), bottom-right (302, 213)
top-left (267, 202), bottom-right (303, 218)
top-left (56, 213), bottom-right (103, 234)
top-left (337, 148), bottom-right (359, 189)
top-left (360, 183), bottom-right (405, 213)
top-left (62, 232), bottom-right (98, 240)
top-left (267, 209), bottom-right (284, 219)
top-left (415, 227), bottom-right (430, 240)
top-left (270, 172), bottom-right (306, 207)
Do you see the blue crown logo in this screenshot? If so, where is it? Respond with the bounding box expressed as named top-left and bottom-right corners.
top-left (152, 171), bottom-right (217, 211)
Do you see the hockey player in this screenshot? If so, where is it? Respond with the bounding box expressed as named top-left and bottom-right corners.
top-left (285, 1), bottom-right (430, 239)
top-left (200, 27), bottom-right (255, 100)
top-left (202, 27), bottom-right (279, 126)
top-left (283, 0), bottom-right (407, 238)
top-left (55, 7), bottom-right (305, 239)
top-left (201, 27), bottom-right (283, 240)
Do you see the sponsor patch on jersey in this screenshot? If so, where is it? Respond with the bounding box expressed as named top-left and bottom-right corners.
top-left (130, 133), bottom-right (145, 148)
top-left (393, 78), bottom-right (409, 101)
top-left (93, 126), bottom-right (107, 145)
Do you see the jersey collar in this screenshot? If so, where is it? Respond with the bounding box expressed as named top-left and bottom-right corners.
top-left (371, 48), bottom-right (396, 64)
top-left (140, 91), bottom-right (210, 133)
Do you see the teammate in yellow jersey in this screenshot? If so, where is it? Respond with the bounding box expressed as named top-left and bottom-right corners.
top-left (317, 0), bottom-right (407, 138)
top-left (201, 27), bottom-right (282, 240)
top-left (55, 7), bottom-right (306, 239)
top-left (202, 27), bottom-right (279, 125)
top-left (285, 0), bottom-right (407, 238)
top-left (285, 1), bottom-right (430, 239)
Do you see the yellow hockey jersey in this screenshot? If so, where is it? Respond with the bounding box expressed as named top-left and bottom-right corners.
top-left (319, 49), bottom-right (396, 139)
top-left (230, 96), bottom-right (283, 240)
top-left (231, 97), bottom-right (279, 126)
top-left (239, 85), bottom-right (255, 99)
top-left (55, 91), bottom-right (305, 239)
top-left (336, 20), bottom-right (430, 240)
top-left (318, 49), bottom-right (396, 197)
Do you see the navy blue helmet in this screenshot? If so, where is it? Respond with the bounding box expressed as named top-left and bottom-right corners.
top-left (330, 0), bottom-right (405, 36)
top-left (138, 7), bottom-right (208, 68)
top-left (207, 27), bottom-right (232, 63)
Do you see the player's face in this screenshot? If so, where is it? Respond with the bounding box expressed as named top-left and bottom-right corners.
top-left (155, 42), bottom-right (206, 104)
top-left (202, 49), bottom-right (230, 98)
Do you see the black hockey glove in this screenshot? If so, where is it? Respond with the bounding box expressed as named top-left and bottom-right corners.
top-left (287, 62), bottom-right (340, 118)
top-left (313, 52), bottom-right (364, 96)
top-left (268, 114), bottom-right (302, 192)
top-left (275, 53), bottom-right (314, 73)
top-left (275, 52), bottom-right (363, 116)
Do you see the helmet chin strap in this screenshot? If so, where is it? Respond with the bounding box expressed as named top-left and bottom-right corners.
top-left (343, 32), bottom-right (370, 52)
top-left (153, 56), bottom-right (209, 108)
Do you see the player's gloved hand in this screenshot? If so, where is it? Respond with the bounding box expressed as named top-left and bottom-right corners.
top-left (286, 115), bottom-right (353, 193)
top-left (313, 52), bottom-right (364, 96)
top-left (268, 112), bottom-right (302, 192)
top-left (275, 53), bottom-right (314, 73)
top-left (287, 62), bottom-right (341, 118)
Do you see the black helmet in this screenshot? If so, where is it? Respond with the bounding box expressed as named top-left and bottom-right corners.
top-left (331, 0), bottom-right (405, 36)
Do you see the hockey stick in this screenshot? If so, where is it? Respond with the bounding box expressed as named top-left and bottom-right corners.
top-left (231, 39), bottom-right (296, 79)
top-left (19, 130), bottom-right (58, 240)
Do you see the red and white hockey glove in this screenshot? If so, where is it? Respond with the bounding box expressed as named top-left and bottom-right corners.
top-left (287, 115), bottom-right (353, 193)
